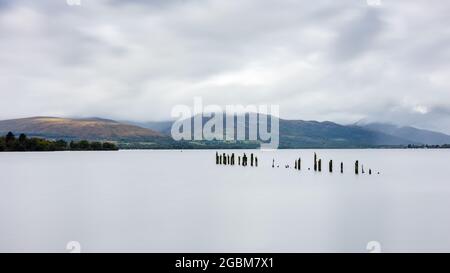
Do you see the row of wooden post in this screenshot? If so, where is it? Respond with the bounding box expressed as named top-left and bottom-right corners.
top-left (216, 151), bottom-right (375, 175)
top-left (313, 153), bottom-right (372, 175)
top-left (216, 152), bottom-right (258, 167)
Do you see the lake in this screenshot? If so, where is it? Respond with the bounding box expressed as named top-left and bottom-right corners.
top-left (1, 149), bottom-right (450, 252)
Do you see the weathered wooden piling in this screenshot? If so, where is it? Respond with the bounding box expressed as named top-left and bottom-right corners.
top-left (314, 153), bottom-right (317, 171)
top-left (294, 160), bottom-right (298, 170)
top-left (298, 158), bottom-right (301, 170)
top-left (255, 157), bottom-right (258, 167)
top-left (329, 160), bottom-right (333, 173)
top-left (238, 156), bottom-right (241, 166)
top-left (340, 162), bottom-right (344, 173)
top-left (250, 153), bottom-right (254, 167)
top-left (231, 153), bottom-right (235, 165)
top-left (243, 153), bottom-right (247, 166)
top-left (216, 152), bottom-right (219, 164)
top-left (355, 160), bottom-right (359, 175)
top-left (219, 155), bottom-right (222, 165)
top-left (369, 169), bottom-right (372, 175)
top-left (318, 159), bottom-right (322, 172)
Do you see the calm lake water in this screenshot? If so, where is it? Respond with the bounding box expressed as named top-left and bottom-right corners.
top-left (1, 149), bottom-right (450, 253)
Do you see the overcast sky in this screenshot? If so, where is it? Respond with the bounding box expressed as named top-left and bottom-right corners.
top-left (1, 0), bottom-right (450, 132)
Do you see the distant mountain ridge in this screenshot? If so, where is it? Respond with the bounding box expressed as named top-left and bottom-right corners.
top-left (127, 115), bottom-right (432, 148)
top-left (2, 115), bottom-right (450, 148)
top-left (0, 117), bottom-right (163, 141)
top-left (360, 123), bottom-right (450, 145)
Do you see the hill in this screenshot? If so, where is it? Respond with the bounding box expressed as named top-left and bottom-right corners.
top-left (0, 117), bottom-right (163, 141)
top-left (360, 123), bottom-right (450, 145)
top-left (127, 115), bottom-right (418, 148)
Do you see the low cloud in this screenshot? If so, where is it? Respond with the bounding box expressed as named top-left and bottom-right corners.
top-left (1, 0), bottom-right (450, 133)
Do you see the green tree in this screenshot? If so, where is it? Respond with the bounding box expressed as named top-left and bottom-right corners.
top-left (70, 141), bottom-right (79, 150)
top-left (55, 140), bottom-right (68, 150)
top-left (90, 141), bottom-right (103, 150)
top-left (102, 142), bottom-right (118, 150)
top-left (5, 132), bottom-right (15, 142)
top-left (78, 140), bottom-right (90, 150)
top-left (0, 138), bottom-right (5, 151)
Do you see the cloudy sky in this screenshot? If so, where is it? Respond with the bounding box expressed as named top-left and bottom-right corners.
top-left (1, 0), bottom-right (450, 132)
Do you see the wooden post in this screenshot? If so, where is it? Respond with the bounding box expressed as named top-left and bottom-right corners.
top-left (231, 153), bottom-right (235, 165)
top-left (223, 153), bottom-right (227, 165)
top-left (251, 153), bottom-right (254, 167)
top-left (369, 169), bottom-right (372, 175)
top-left (362, 165), bottom-right (365, 174)
top-left (294, 160), bottom-right (298, 170)
top-left (255, 157), bottom-right (258, 167)
top-left (243, 153), bottom-right (247, 166)
top-left (298, 158), bottom-right (301, 170)
top-left (272, 159), bottom-right (275, 168)
top-left (340, 162), bottom-right (344, 173)
top-left (216, 152), bottom-right (219, 164)
top-left (314, 153), bottom-right (317, 171)
top-left (329, 160), bottom-right (333, 173)
top-left (318, 159), bottom-right (322, 172)
top-left (238, 156), bottom-right (241, 166)
top-left (355, 160), bottom-right (359, 175)
top-left (219, 155), bottom-right (222, 165)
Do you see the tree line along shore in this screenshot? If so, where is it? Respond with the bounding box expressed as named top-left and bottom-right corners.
top-left (0, 132), bottom-right (118, 152)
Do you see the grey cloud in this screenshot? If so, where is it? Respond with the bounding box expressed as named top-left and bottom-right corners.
top-left (0, 0), bottom-right (450, 133)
